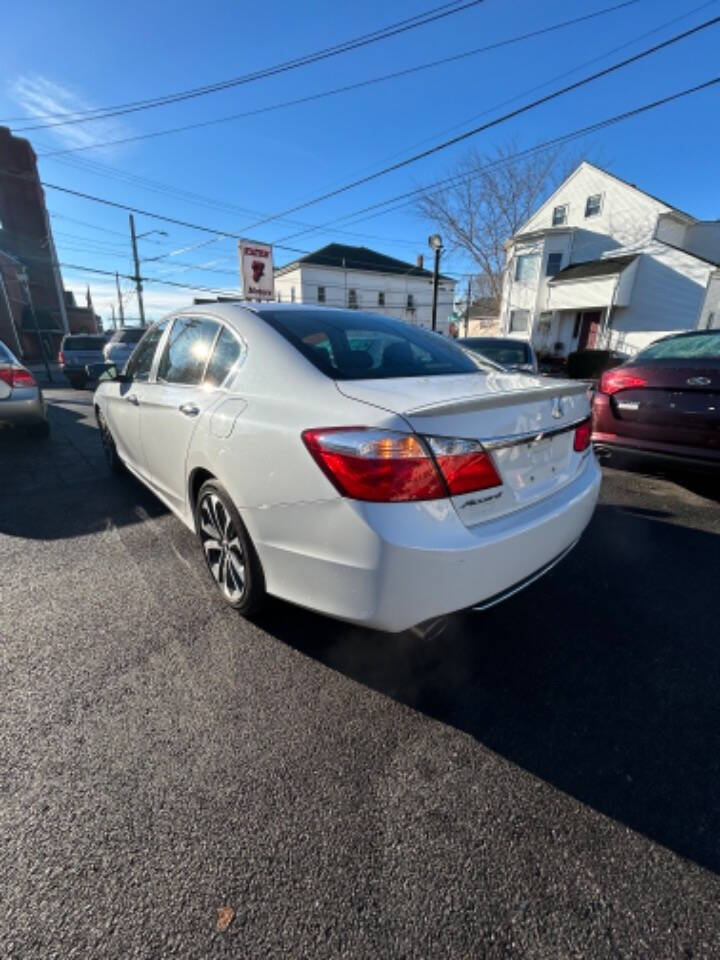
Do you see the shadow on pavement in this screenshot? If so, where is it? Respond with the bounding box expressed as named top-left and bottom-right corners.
top-left (605, 451), bottom-right (720, 504)
top-left (0, 401), bottom-right (168, 540)
top-left (260, 503), bottom-right (720, 875)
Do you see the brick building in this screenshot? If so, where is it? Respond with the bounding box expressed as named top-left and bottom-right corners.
top-left (0, 126), bottom-right (70, 363)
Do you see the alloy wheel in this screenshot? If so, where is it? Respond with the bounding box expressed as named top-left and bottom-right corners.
top-left (198, 492), bottom-right (247, 603)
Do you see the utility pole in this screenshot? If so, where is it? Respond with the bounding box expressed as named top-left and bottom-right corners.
top-left (465, 276), bottom-right (472, 337)
top-left (110, 304), bottom-right (117, 330)
top-left (115, 272), bottom-right (125, 327)
top-left (129, 214), bottom-right (145, 326)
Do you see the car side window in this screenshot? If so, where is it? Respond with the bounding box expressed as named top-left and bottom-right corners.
top-left (125, 322), bottom-right (167, 381)
top-left (157, 316), bottom-right (220, 385)
top-left (204, 326), bottom-right (243, 387)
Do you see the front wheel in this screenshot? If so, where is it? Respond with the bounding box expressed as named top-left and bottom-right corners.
top-left (195, 479), bottom-right (266, 616)
top-left (96, 408), bottom-right (124, 475)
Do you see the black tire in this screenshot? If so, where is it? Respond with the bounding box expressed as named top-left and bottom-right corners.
top-left (67, 375), bottom-right (85, 389)
top-left (26, 419), bottom-right (50, 438)
top-left (96, 408), bottom-right (125, 475)
top-left (195, 478), bottom-right (266, 616)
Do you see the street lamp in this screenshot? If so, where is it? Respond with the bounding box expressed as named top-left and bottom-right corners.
top-left (129, 215), bottom-right (169, 326)
top-left (428, 233), bottom-right (444, 332)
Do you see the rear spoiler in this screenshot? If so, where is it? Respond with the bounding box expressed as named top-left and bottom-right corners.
top-left (405, 381), bottom-right (589, 418)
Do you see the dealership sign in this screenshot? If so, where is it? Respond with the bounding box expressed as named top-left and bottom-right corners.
top-left (239, 240), bottom-right (274, 300)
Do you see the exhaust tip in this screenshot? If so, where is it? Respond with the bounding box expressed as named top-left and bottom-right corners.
top-left (409, 616), bottom-right (449, 641)
top-left (593, 444), bottom-right (612, 461)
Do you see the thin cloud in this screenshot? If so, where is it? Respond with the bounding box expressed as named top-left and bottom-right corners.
top-left (11, 75), bottom-right (133, 151)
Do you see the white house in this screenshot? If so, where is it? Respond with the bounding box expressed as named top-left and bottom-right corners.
top-left (499, 162), bottom-right (720, 357)
top-left (274, 243), bottom-right (456, 330)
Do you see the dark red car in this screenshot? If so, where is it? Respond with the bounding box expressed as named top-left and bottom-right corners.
top-left (592, 330), bottom-right (720, 468)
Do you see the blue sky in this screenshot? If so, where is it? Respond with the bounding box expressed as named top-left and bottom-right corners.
top-left (1, 0), bottom-right (718, 321)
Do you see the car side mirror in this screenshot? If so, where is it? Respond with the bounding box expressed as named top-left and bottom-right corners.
top-left (85, 362), bottom-right (128, 383)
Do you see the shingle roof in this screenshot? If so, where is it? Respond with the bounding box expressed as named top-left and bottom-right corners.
top-left (275, 243), bottom-right (453, 281)
top-left (549, 255), bottom-right (638, 283)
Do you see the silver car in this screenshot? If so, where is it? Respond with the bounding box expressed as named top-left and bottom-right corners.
top-left (60, 333), bottom-right (108, 389)
top-left (103, 327), bottom-right (145, 372)
top-left (0, 340), bottom-right (49, 436)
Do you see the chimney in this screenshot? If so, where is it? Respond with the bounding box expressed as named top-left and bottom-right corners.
top-left (416, 254), bottom-right (424, 270)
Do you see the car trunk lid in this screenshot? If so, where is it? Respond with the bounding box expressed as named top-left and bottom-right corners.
top-left (337, 372), bottom-right (592, 525)
top-left (610, 363), bottom-right (720, 442)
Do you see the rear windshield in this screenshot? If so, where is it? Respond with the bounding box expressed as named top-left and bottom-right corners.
top-left (636, 332), bottom-right (720, 362)
top-left (63, 336), bottom-right (106, 350)
top-left (261, 310), bottom-right (482, 380)
top-left (0, 341), bottom-right (14, 363)
top-left (109, 328), bottom-right (144, 344)
top-left (460, 338), bottom-right (531, 366)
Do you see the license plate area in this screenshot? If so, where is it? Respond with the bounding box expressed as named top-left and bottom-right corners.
top-left (492, 433), bottom-right (575, 503)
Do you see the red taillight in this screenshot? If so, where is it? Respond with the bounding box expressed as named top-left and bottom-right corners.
top-left (58, 350), bottom-right (64, 364)
top-left (425, 436), bottom-right (502, 495)
top-left (302, 428), bottom-right (503, 502)
top-left (598, 369), bottom-right (647, 395)
top-left (0, 365), bottom-right (36, 389)
top-left (573, 419), bottom-right (592, 452)
top-left (303, 428), bottom-right (445, 502)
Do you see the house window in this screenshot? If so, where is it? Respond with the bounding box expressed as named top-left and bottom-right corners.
top-left (509, 309), bottom-right (530, 333)
top-left (585, 194), bottom-right (602, 217)
top-left (514, 254), bottom-right (539, 283)
top-left (552, 205), bottom-right (568, 226)
top-left (317, 286), bottom-right (326, 303)
top-left (406, 293), bottom-right (415, 311)
top-left (290, 287), bottom-right (296, 303)
top-left (348, 288), bottom-right (358, 309)
top-left (378, 291), bottom-right (385, 307)
top-left (546, 253), bottom-right (563, 277)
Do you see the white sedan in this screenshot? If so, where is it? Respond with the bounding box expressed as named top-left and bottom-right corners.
top-left (93, 303), bottom-right (600, 632)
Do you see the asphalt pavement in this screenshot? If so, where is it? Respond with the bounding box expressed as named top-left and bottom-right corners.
top-left (2, 386), bottom-right (720, 959)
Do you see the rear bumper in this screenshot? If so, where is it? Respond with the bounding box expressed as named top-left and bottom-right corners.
top-left (592, 392), bottom-right (720, 467)
top-left (593, 433), bottom-right (720, 469)
top-left (0, 389), bottom-right (46, 426)
top-left (247, 456), bottom-right (601, 632)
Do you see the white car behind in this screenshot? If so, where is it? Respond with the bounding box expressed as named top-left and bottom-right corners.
top-left (93, 303), bottom-right (600, 632)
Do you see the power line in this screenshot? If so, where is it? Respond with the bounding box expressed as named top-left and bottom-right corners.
top-left (4, 74), bottom-right (717, 282)
top-left (25, 0), bottom-right (706, 261)
top-left (277, 75), bottom-right (720, 241)
top-left (237, 15), bottom-right (720, 232)
top-left (330, 0), bottom-right (718, 193)
top-left (35, 1), bottom-right (641, 158)
top-left (7, 1), bottom-right (487, 131)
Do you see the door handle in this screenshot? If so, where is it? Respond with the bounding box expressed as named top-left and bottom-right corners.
top-left (125, 394), bottom-right (139, 405)
top-left (179, 402), bottom-right (200, 417)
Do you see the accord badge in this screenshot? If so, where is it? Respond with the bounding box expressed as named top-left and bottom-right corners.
top-left (686, 376), bottom-right (711, 386)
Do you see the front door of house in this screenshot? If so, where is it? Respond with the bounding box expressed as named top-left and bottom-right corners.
top-left (577, 310), bottom-right (602, 350)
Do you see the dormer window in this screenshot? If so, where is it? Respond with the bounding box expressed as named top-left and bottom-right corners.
top-left (552, 204), bottom-right (568, 226)
top-left (585, 194), bottom-right (602, 217)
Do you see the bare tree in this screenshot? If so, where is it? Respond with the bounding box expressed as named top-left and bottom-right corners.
top-left (417, 142), bottom-right (581, 307)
